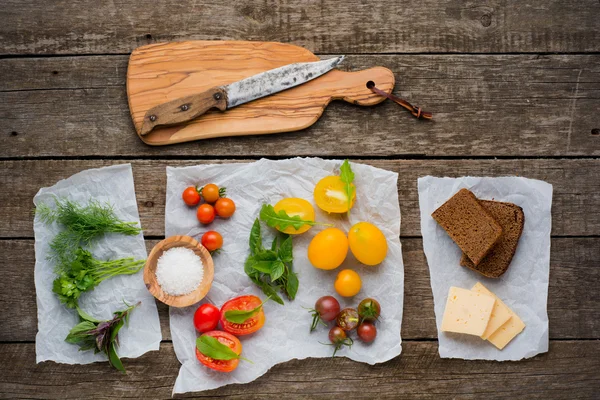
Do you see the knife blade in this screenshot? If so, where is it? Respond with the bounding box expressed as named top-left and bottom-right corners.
top-left (140, 56), bottom-right (345, 135)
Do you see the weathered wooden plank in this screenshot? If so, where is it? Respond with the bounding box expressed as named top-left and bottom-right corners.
top-left (1, 0), bottom-right (600, 55)
top-left (1, 159), bottom-right (598, 238)
top-left (1, 237), bottom-right (598, 342)
top-left (0, 341), bottom-right (598, 399)
top-left (2, 54), bottom-right (599, 157)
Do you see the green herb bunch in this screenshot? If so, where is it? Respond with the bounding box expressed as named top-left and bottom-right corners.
top-left (53, 248), bottom-right (145, 308)
top-left (37, 198), bottom-right (142, 263)
top-left (244, 219), bottom-right (298, 305)
top-left (66, 303), bottom-right (139, 372)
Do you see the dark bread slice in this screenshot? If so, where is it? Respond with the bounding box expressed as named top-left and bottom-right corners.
top-left (431, 188), bottom-right (503, 266)
top-left (460, 200), bottom-right (525, 278)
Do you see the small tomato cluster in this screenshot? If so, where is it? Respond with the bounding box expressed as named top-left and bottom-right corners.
top-left (182, 183), bottom-right (237, 253)
top-left (308, 296), bottom-right (381, 356)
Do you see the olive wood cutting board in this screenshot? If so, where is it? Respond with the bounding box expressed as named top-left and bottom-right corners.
top-left (127, 41), bottom-right (395, 145)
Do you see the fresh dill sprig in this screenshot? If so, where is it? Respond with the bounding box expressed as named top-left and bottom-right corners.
top-left (36, 198), bottom-right (142, 263)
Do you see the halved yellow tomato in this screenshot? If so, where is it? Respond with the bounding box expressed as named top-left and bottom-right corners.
top-left (314, 176), bottom-right (356, 214)
top-left (308, 228), bottom-right (349, 270)
top-left (348, 222), bottom-right (388, 265)
top-left (273, 198), bottom-right (315, 235)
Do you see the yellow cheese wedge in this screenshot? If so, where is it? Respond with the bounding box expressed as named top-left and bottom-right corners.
top-left (471, 282), bottom-right (513, 340)
top-left (441, 286), bottom-right (495, 336)
top-left (487, 313), bottom-right (526, 350)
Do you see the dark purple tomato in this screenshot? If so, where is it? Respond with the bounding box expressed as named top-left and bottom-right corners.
top-left (357, 322), bottom-right (377, 343)
top-left (336, 308), bottom-right (359, 332)
top-left (309, 296), bottom-right (341, 332)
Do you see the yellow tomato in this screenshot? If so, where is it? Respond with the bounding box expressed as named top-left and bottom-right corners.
top-left (348, 222), bottom-right (388, 265)
top-left (307, 228), bottom-right (349, 270)
top-left (273, 198), bottom-right (315, 235)
top-left (314, 176), bottom-right (356, 214)
top-left (334, 269), bottom-right (362, 297)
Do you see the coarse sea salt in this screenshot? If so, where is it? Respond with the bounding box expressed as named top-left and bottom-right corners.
top-left (156, 247), bottom-right (204, 296)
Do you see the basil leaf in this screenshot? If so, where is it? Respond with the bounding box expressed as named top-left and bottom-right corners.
top-left (271, 236), bottom-right (278, 252)
top-left (196, 335), bottom-right (240, 361)
top-left (65, 321), bottom-right (97, 343)
top-left (253, 250), bottom-right (278, 261)
top-left (260, 204), bottom-right (318, 231)
top-left (258, 281), bottom-right (284, 305)
top-left (285, 272), bottom-right (299, 300)
top-left (270, 260), bottom-right (285, 281)
top-left (278, 235), bottom-right (293, 263)
top-left (340, 159), bottom-right (355, 215)
top-left (249, 219), bottom-right (262, 255)
top-left (244, 256), bottom-right (260, 281)
top-left (224, 297), bottom-right (269, 324)
top-left (76, 306), bottom-right (100, 323)
top-left (251, 261), bottom-right (274, 274)
top-left (108, 343), bottom-right (125, 373)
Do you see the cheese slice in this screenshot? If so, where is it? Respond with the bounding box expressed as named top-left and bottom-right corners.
top-left (441, 286), bottom-right (495, 336)
top-left (487, 312), bottom-right (526, 350)
top-left (471, 282), bottom-right (513, 340)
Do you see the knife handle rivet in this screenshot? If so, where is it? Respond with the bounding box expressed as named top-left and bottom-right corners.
top-left (180, 104), bottom-right (189, 111)
top-left (148, 114), bottom-right (157, 122)
top-left (213, 92), bottom-right (222, 101)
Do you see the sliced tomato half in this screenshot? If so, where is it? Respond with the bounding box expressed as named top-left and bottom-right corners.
top-left (195, 331), bottom-right (242, 372)
top-left (220, 295), bottom-right (266, 336)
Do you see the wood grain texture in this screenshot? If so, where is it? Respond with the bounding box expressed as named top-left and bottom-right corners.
top-left (2, 54), bottom-right (598, 157)
top-left (1, 159), bottom-right (598, 238)
top-left (0, 341), bottom-right (598, 399)
top-left (127, 41), bottom-right (393, 144)
top-left (1, 0), bottom-right (600, 55)
top-left (1, 237), bottom-right (598, 342)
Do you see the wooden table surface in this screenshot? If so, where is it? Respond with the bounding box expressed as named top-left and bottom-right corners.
top-left (1, 1), bottom-right (599, 398)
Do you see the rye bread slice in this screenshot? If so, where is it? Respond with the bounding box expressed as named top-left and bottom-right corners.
top-left (431, 189), bottom-right (503, 266)
top-left (460, 200), bottom-right (525, 278)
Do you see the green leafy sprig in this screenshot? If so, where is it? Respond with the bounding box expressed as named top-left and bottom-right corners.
top-left (65, 302), bottom-right (139, 372)
top-left (53, 248), bottom-right (145, 308)
top-left (259, 204), bottom-right (331, 231)
top-left (339, 159), bottom-right (355, 215)
top-left (224, 297), bottom-right (270, 324)
top-left (36, 198), bottom-right (142, 263)
top-left (244, 219), bottom-right (299, 305)
top-left (196, 335), bottom-right (252, 363)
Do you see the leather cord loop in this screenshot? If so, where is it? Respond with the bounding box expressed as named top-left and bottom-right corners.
top-left (367, 82), bottom-right (432, 120)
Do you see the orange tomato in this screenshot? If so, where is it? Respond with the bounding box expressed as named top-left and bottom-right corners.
top-left (314, 176), bottom-right (356, 213)
top-left (182, 186), bottom-right (200, 206)
top-left (215, 198), bottom-right (236, 218)
top-left (334, 269), bottom-right (362, 297)
top-left (348, 222), bottom-right (387, 265)
top-left (308, 228), bottom-right (348, 270)
top-left (273, 198), bottom-right (315, 235)
top-left (201, 184), bottom-right (221, 204)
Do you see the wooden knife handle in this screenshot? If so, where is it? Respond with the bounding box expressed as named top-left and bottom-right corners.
top-left (140, 87), bottom-right (228, 135)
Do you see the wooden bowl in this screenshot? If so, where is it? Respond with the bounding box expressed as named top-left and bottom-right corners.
top-left (144, 235), bottom-right (214, 307)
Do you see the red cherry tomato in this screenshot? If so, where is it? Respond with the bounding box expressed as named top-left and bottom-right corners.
top-left (193, 304), bottom-right (220, 333)
top-left (215, 198), bottom-right (236, 218)
top-left (201, 231), bottom-right (223, 252)
top-left (357, 322), bottom-right (377, 343)
top-left (197, 204), bottom-right (216, 224)
top-left (195, 331), bottom-right (242, 372)
top-left (182, 186), bottom-right (200, 206)
top-left (201, 184), bottom-right (221, 204)
top-left (220, 295), bottom-right (265, 336)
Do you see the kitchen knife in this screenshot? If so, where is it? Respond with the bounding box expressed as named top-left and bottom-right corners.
top-left (140, 56), bottom-right (345, 135)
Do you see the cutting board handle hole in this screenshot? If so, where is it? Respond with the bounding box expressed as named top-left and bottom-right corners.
top-left (366, 80), bottom-right (375, 89)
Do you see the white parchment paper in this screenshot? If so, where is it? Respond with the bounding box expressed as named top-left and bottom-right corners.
top-left (418, 176), bottom-right (553, 361)
top-left (166, 158), bottom-right (403, 394)
top-left (33, 164), bottom-right (162, 364)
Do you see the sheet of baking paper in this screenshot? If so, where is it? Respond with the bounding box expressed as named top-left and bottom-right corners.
top-left (418, 176), bottom-right (552, 361)
top-left (33, 164), bottom-right (162, 364)
top-left (166, 158), bottom-right (403, 394)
